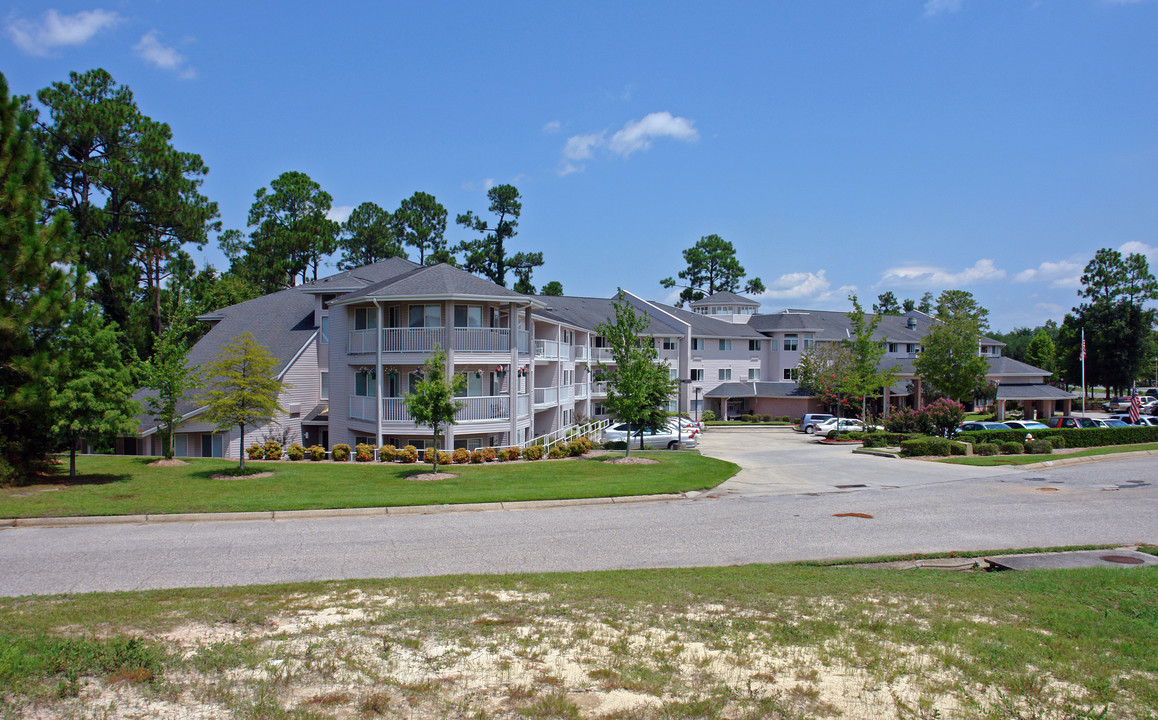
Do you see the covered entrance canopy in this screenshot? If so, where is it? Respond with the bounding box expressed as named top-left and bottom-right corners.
top-left (994, 384), bottom-right (1078, 421)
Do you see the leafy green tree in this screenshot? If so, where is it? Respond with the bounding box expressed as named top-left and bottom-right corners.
top-left (141, 312), bottom-right (201, 459)
top-left (36, 68), bottom-right (219, 352)
top-left (226, 171), bottom-right (339, 292)
top-left (540, 281), bottom-right (564, 296)
top-left (595, 292), bottom-right (677, 457)
top-left (660, 234), bottom-right (765, 306)
top-left (846, 294), bottom-right (900, 417)
top-left (338, 201), bottom-right (404, 270)
top-left (1025, 329), bottom-right (1056, 377)
top-left (913, 290), bottom-right (990, 404)
top-left (403, 345), bottom-right (466, 472)
top-left (200, 333), bottom-right (286, 472)
top-left (0, 72), bottom-right (75, 484)
top-left (873, 291), bottom-right (901, 315)
top-left (49, 305), bottom-right (141, 477)
top-left (395, 191), bottom-right (449, 265)
top-left (456, 184), bottom-right (543, 287)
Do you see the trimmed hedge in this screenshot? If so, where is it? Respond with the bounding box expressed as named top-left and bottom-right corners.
top-left (900, 437), bottom-right (952, 457)
top-left (1025, 439), bottom-right (1053, 455)
top-left (975, 442), bottom-right (999, 456)
top-left (999, 441), bottom-right (1024, 455)
top-left (959, 426), bottom-right (1158, 448)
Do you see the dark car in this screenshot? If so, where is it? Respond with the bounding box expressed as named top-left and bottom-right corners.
top-left (1044, 416), bottom-right (1098, 429)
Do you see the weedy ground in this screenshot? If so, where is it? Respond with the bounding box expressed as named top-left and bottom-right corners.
top-left (1, 562), bottom-right (1156, 719)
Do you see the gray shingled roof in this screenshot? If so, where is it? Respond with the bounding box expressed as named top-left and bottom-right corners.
top-left (298, 257), bottom-right (421, 293)
top-left (644, 299), bottom-right (765, 338)
top-left (335, 263), bottom-right (531, 304)
top-left (531, 295), bottom-right (685, 336)
top-left (704, 382), bottom-right (815, 399)
top-left (995, 384), bottom-right (1078, 400)
top-left (135, 285), bottom-right (318, 433)
top-left (749, 308), bottom-right (1003, 346)
top-left (689, 290), bottom-right (759, 307)
top-left (880, 355), bottom-right (1050, 378)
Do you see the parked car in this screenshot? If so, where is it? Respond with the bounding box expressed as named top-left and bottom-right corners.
top-left (800, 414), bottom-right (834, 434)
top-left (1101, 419), bottom-right (1131, 428)
top-left (1003, 420), bottom-right (1050, 431)
top-left (602, 423), bottom-right (698, 449)
top-left (1044, 416), bottom-right (1099, 429)
top-left (1108, 414), bottom-right (1147, 425)
top-left (957, 421), bottom-right (1013, 432)
top-left (670, 417), bottom-right (702, 437)
top-left (813, 418), bottom-right (867, 437)
top-left (1136, 416), bottom-right (1158, 427)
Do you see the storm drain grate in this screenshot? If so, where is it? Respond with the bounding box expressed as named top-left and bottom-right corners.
top-left (1100, 555), bottom-right (1145, 565)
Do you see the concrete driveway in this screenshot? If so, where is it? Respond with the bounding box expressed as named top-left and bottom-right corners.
top-left (697, 427), bottom-right (1018, 498)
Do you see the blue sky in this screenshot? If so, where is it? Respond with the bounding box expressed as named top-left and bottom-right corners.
top-left (4, 0), bottom-right (1157, 332)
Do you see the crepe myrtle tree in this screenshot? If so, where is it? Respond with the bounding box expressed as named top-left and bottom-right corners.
top-left (402, 345), bottom-right (465, 472)
top-left (200, 333), bottom-right (286, 472)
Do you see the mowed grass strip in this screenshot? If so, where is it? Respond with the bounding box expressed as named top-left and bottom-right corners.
top-left (0, 452), bottom-right (737, 518)
top-left (1, 562), bottom-right (1155, 718)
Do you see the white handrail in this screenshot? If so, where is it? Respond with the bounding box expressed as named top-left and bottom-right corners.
top-left (522, 418), bottom-right (611, 451)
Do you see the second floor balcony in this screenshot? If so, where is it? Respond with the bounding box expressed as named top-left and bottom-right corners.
top-left (351, 394), bottom-right (524, 424)
top-left (348, 327), bottom-right (515, 356)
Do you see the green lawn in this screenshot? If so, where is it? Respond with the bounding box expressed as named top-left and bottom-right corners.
top-left (939, 442), bottom-right (1158, 466)
top-left (0, 452), bottom-right (738, 518)
top-left (2, 560), bottom-right (1155, 718)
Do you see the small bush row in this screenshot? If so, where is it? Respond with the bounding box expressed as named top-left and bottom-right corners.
top-left (901, 437), bottom-right (1056, 457)
top-left (250, 436), bottom-right (596, 464)
top-left (959, 425), bottom-right (1158, 448)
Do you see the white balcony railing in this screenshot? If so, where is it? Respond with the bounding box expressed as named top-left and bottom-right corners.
top-left (517, 330), bottom-right (530, 355)
top-left (383, 327), bottom-right (444, 354)
top-left (573, 345), bottom-right (589, 361)
top-left (533, 386), bottom-right (558, 406)
top-left (348, 329), bottom-right (377, 355)
top-left (452, 327), bottom-right (510, 353)
top-left (574, 383), bottom-right (588, 399)
top-left (349, 395), bottom-right (377, 421)
top-left (559, 385), bottom-right (573, 403)
top-left (382, 398), bottom-right (410, 423)
top-left (517, 394), bottom-right (529, 416)
top-left (591, 381), bottom-right (609, 397)
top-left (534, 339), bottom-right (559, 360)
top-left (591, 348), bottom-right (614, 363)
top-left (456, 395), bottom-right (510, 422)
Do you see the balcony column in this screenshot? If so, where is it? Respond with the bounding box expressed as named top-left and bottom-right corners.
top-left (374, 300), bottom-right (383, 457)
top-left (443, 300), bottom-right (454, 451)
top-left (509, 301), bottom-right (519, 444)
top-left (525, 306), bottom-right (535, 438)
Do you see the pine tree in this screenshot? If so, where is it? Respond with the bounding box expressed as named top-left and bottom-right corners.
top-left (0, 72), bottom-right (75, 484)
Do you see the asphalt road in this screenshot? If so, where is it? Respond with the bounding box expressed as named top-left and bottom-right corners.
top-left (1, 430), bottom-right (1155, 597)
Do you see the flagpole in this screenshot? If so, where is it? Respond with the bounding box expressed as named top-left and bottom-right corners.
top-left (1080, 327), bottom-right (1086, 417)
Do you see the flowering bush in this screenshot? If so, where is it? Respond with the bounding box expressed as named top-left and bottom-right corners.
top-left (522, 445), bottom-right (544, 461)
top-left (924, 398), bottom-right (966, 438)
top-left (503, 446), bottom-right (521, 461)
top-left (306, 444), bottom-right (326, 461)
top-left (470, 450), bottom-right (484, 463)
top-left (331, 444), bottom-right (351, 462)
top-left (286, 443), bottom-right (305, 461)
top-left (262, 440), bottom-right (282, 460)
top-left (453, 448), bottom-right (470, 464)
top-left (354, 443), bottom-right (374, 462)
top-left (399, 445), bottom-right (418, 463)
top-left (246, 444), bottom-right (264, 460)
top-left (482, 447), bottom-right (497, 462)
top-left (378, 445), bottom-right (396, 462)
top-left (548, 445), bottom-right (567, 459)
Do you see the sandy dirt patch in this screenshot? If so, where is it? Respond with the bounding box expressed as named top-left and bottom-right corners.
top-left (147, 458), bottom-right (190, 467)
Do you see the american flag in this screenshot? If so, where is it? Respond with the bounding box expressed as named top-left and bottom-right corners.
top-left (1129, 387), bottom-right (1142, 424)
top-left (1080, 329), bottom-right (1086, 361)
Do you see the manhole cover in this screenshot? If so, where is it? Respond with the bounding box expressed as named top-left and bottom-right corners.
top-left (1100, 555), bottom-right (1145, 565)
top-left (835, 484), bottom-right (867, 489)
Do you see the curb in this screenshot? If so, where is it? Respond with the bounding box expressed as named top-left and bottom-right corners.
top-left (1, 492), bottom-right (690, 529)
top-left (1018, 448), bottom-right (1158, 469)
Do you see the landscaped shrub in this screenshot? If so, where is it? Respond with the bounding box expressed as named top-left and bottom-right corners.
top-left (246, 444), bottom-right (263, 460)
top-left (286, 443), bottom-right (305, 461)
top-left (925, 398), bottom-right (966, 438)
top-left (762, 414), bottom-right (772, 423)
top-left (504, 446), bottom-right (521, 461)
top-left (1025, 439), bottom-right (1053, 454)
top-left (702, 410), bottom-right (717, 422)
top-left (601, 441), bottom-right (627, 451)
top-left (777, 416), bottom-right (791, 423)
top-left (949, 441), bottom-right (970, 456)
top-left (306, 444), bottom-right (326, 461)
top-left (523, 445), bottom-right (544, 460)
top-left (482, 447), bottom-right (497, 462)
top-left (963, 426), bottom-right (1158, 449)
top-left (470, 450), bottom-right (484, 464)
top-left (975, 443), bottom-right (1000, 456)
top-left (354, 443), bottom-right (374, 462)
top-left (884, 406), bottom-right (935, 436)
top-left (900, 437), bottom-right (951, 457)
top-left (999, 441), bottom-right (1024, 455)
top-left (331, 444), bottom-right (351, 462)
top-left (1046, 436), bottom-right (1065, 450)
top-left (453, 448), bottom-right (470, 464)
top-left (437, 451), bottom-right (452, 466)
top-left (860, 433), bottom-right (888, 448)
top-left (399, 445), bottom-right (418, 463)
top-left (566, 440), bottom-right (584, 456)
top-left (262, 440), bottom-right (282, 460)
top-left (378, 444), bottom-right (396, 462)
top-left (423, 448), bottom-right (435, 464)
top-left (548, 445), bottom-right (567, 459)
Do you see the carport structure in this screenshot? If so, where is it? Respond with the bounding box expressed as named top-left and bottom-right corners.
top-left (993, 383), bottom-right (1078, 421)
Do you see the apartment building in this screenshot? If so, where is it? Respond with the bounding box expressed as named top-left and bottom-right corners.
top-left (125, 262), bottom-right (1069, 458)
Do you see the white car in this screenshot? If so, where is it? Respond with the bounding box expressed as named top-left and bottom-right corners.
top-left (813, 418), bottom-right (867, 437)
top-left (602, 422), bottom-right (698, 449)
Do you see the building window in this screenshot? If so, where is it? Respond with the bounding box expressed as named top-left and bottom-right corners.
top-left (690, 399), bottom-right (703, 413)
top-left (409, 304), bottom-right (441, 328)
top-left (783, 334), bottom-right (798, 351)
top-left (748, 368), bottom-right (760, 380)
top-left (888, 343), bottom-right (899, 353)
top-left (718, 368), bottom-right (732, 380)
top-left (668, 366), bottom-right (678, 381)
top-left (354, 307), bottom-right (377, 331)
top-left (664, 400), bottom-right (677, 412)
top-left (803, 334), bottom-right (814, 349)
top-left (661, 337), bottom-right (677, 350)
top-left (175, 434), bottom-right (188, 457)
top-left (719, 339), bottom-right (732, 351)
top-left (769, 338), bottom-right (778, 351)
top-left (907, 343), bottom-right (917, 353)
top-left (690, 368), bottom-right (704, 381)
top-left (691, 338), bottom-right (704, 351)
top-left (354, 435), bottom-right (375, 447)
top-left (748, 339), bottom-right (761, 351)
top-left (319, 316), bottom-right (329, 344)
top-left (355, 369), bottom-right (376, 397)
top-left (454, 305), bottom-right (482, 328)
top-left (320, 371), bottom-right (329, 400)
top-left (594, 335), bottom-right (608, 348)
top-left (783, 367), bottom-right (799, 381)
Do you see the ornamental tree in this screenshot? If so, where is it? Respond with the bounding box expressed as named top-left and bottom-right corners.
top-left (200, 333), bottom-right (286, 472)
top-left (402, 345), bottom-right (465, 472)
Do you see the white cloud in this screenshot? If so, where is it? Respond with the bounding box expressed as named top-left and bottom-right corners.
top-left (1013, 255), bottom-right (1084, 289)
top-left (134, 31), bottom-right (195, 78)
top-left (1119, 240), bottom-right (1158, 263)
top-left (923, 0), bottom-right (963, 17)
top-left (7, 8), bottom-right (119, 56)
top-left (557, 112), bottom-right (698, 175)
top-left (542, 120), bottom-right (561, 133)
top-left (878, 258), bottom-right (1006, 288)
top-left (760, 270), bottom-right (832, 300)
top-left (326, 205), bottom-right (354, 223)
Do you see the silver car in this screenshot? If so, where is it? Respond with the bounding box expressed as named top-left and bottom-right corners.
top-left (602, 422), bottom-right (698, 449)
